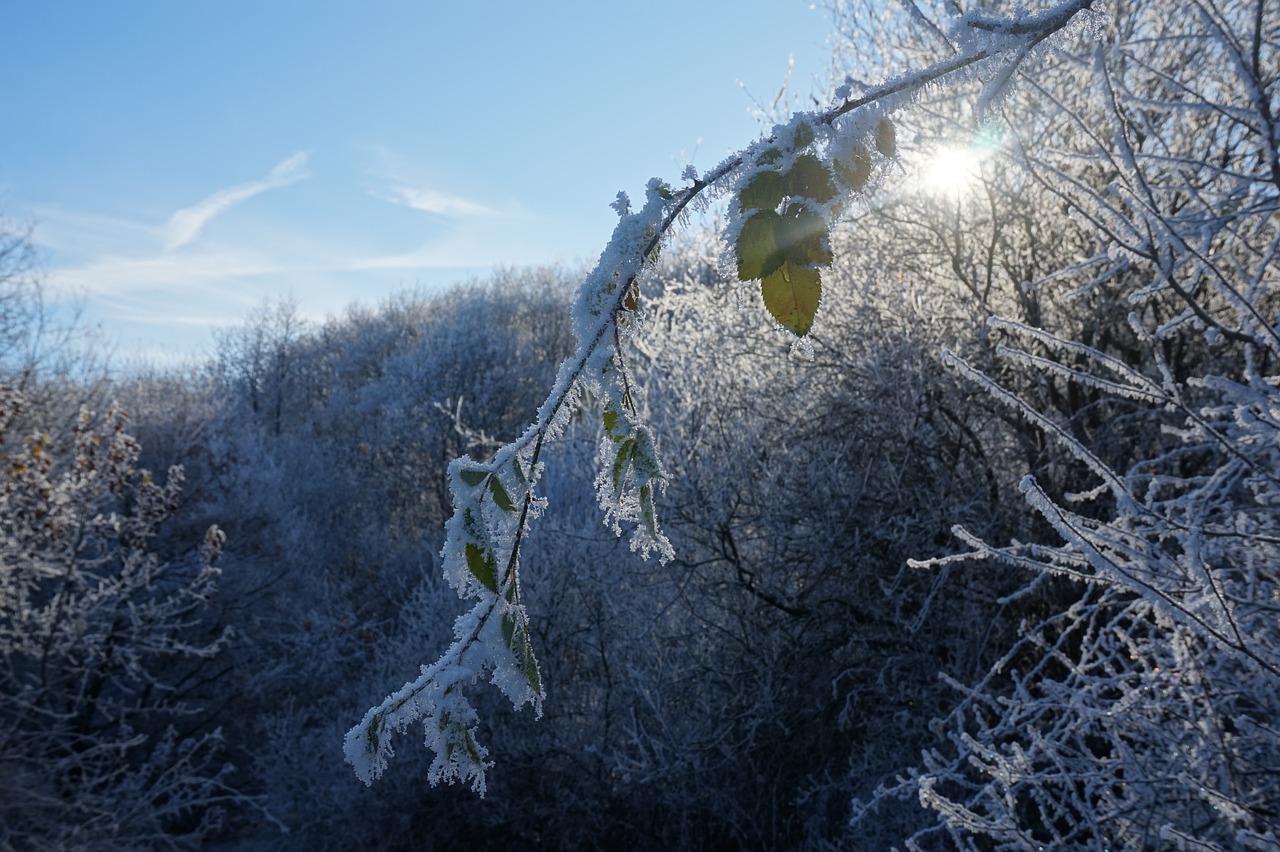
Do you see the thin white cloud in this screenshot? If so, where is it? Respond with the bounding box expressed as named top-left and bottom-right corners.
top-left (162, 151), bottom-right (310, 250)
top-left (351, 223), bottom-right (555, 271)
top-left (31, 150), bottom-right (562, 360)
top-left (30, 205), bottom-right (157, 255)
top-left (48, 242), bottom-right (289, 299)
top-left (385, 185), bottom-right (493, 217)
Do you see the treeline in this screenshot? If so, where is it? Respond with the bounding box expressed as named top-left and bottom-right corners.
top-left (3, 0), bottom-right (1278, 848)
top-left (0, 245), bottom-right (1022, 849)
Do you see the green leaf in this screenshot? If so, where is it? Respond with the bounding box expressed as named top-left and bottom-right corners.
top-left (365, 711), bottom-right (384, 755)
top-left (630, 428), bottom-right (660, 478)
top-left (738, 170), bottom-right (784, 212)
top-left (465, 543), bottom-right (498, 593)
top-left (602, 403), bottom-right (627, 442)
top-left (489, 476), bottom-right (515, 512)
top-left (776, 205), bottom-right (832, 268)
top-left (612, 439), bottom-right (636, 492)
top-left (462, 507), bottom-right (484, 541)
top-left (792, 121), bottom-right (814, 150)
top-left (735, 209), bottom-right (783, 281)
top-left (835, 143), bottom-right (873, 191)
top-left (502, 610), bottom-right (541, 694)
top-left (459, 468), bottom-right (489, 487)
top-left (756, 147), bottom-right (783, 165)
top-left (785, 154), bottom-right (836, 203)
top-left (875, 117), bottom-right (897, 158)
top-left (518, 643), bottom-right (541, 693)
top-left (639, 482), bottom-right (657, 536)
top-left (761, 261), bottom-right (822, 336)
top-left (462, 729), bottom-right (483, 765)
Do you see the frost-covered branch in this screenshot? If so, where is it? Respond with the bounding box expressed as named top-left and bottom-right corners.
top-left (345, 0), bottom-right (1099, 792)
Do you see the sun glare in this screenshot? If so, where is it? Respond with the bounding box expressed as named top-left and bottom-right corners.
top-left (919, 145), bottom-right (985, 200)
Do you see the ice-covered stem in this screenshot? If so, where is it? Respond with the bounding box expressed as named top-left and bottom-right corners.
top-left (345, 0), bottom-right (1098, 791)
top-left (343, 185), bottom-right (672, 793)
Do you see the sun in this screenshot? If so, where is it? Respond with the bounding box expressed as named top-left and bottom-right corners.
top-left (918, 144), bottom-right (985, 200)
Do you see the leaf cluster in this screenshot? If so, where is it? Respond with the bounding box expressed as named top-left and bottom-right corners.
top-left (733, 118), bottom-right (896, 336)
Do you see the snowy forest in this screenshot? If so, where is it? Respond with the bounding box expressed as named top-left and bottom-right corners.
top-left (3, 0), bottom-right (1279, 849)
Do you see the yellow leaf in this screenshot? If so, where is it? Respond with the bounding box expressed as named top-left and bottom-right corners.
top-left (760, 261), bottom-right (822, 337)
top-left (735, 209), bottom-right (783, 281)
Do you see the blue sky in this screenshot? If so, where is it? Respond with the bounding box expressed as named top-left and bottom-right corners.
top-left (1, 1), bottom-right (834, 364)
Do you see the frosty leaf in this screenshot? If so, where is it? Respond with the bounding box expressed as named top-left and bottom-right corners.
top-left (499, 609), bottom-right (515, 646)
top-left (785, 154), bottom-right (837, 204)
top-left (365, 710), bottom-right (385, 755)
top-left (459, 468), bottom-right (489, 487)
top-left (737, 203), bottom-right (829, 289)
top-left (458, 730), bottom-right (482, 765)
top-left (465, 543), bottom-right (498, 593)
top-left (440, 710), bottom-right (485, 769)
top-left (461, 506), bottom-right (484, 541)
top-left (875, 117), bottom-right (897, 158)
top-left (761, 261), bottom-right (822, 336)
top-left (603, 402), bottom-right (628, 442)
top-left (497, 580), bottom-right (542, 695)
top-left (735, 209), bottom-right (783, 281)
top-left (500, 605), bottom-right (541, 695)
top-left (517, 643), bottom-right (541, 693)
top-left (835, 143), bottom-right (873, 190)
top-left (612, 438), bottom-right (636, 492)
top-left (629, 427), bottom-right (661, 478)
top-left (739, 170), bottom-right (785, 212)
top-left (792, 120), bottom-right (815, 150)
top-left (599, 406), bottom-right (619, 440)
top-left (756, 146), bottom-right (783, 165)
top-left (602, 407), bottom-right (618, 439)
top-left (639, 482), bottom-right (657, 536)
top-left (776, 205), bottom-right (832, 268)
top-left (488, 476), bottom-right (515, 513)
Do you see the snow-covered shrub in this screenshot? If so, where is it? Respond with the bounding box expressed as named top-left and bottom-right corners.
top-left (0, 386), bottom-right (253, 849)
top-left (844, 1), bottom-right (1280, 847)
